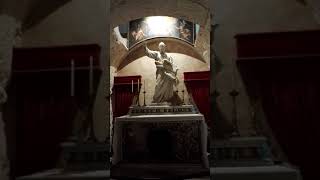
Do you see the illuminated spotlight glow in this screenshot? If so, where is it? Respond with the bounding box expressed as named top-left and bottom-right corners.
top-left (145, 16), bottom-right (178, 37)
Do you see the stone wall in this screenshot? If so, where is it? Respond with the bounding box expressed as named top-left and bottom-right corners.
top-left (20, 0), bottom-right (109, 142)
top-left (0, 14), bottom-right (20, 180)
top-left (18, 0), bottom-right (320, 141)
top-left (210, 0), bottom-right (319, 136)
top-left (306, 0), bottom-right (320, 23)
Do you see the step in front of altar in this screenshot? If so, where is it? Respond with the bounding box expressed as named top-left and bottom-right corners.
top-left (111, 163), bottom-right (210, 179)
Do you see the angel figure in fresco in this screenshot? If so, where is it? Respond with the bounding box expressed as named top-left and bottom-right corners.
top-left (131, 24), bottom-right (146, 41)
top-left (144, 42), bottom-right (183, 105)
top-left (176, 20), bottom-right (192, 41)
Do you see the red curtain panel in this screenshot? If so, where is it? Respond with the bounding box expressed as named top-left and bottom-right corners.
top-left (260, 76), bottom-right (320, 180)
top-left (184, 71), bottom-right (210, 127)
top-left (112, 76), bottom-right (142, 119)
top-left (236, 30), bottom-right (320, 180)
top-left (10, 44), bottom-right (101, 177)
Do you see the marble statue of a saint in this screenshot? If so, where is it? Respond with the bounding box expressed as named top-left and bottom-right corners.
top-left (144, 42), bottom-right (182, 105)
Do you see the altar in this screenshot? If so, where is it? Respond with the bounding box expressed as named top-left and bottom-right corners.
top-left (111, 105), bottom-right (210, 179)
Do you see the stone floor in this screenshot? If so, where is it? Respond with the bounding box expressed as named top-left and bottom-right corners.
top-left (17, 165), bottom-right (300, 180)
top-left (17, 169), bottom-right (210, 180)
top-left (110, 178), bottom-right (210, 180)
top-left (111, 163), bottom-right (210, 179)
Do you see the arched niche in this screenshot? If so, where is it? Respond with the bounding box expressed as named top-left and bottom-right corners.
top-left (116, 37), bottom-right (206, 72)
top-left (109, 0), bottom-right (211, 69)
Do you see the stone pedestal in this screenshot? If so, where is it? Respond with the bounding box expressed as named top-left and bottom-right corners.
top-left (212, 165), bottom-right (302, 180)
top-left (210, 137), bottom-right (301, 180)
top-left (17, 169), bottom-right (109, 180)
top-left (16, 143), bottom-right (110, 180)
top-left (60, 142), bottom-right (110, 171)
top-left (211, 137), bottom-right (273, 167)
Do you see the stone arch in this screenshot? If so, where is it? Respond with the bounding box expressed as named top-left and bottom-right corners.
top-left (116, 38), bottom-right (206, 72)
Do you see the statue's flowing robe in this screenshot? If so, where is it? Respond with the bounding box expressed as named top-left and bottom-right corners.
top-left (145, 47), bottom-right (182, 105)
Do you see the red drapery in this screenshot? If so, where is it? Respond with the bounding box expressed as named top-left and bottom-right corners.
top-left (236, 30), bottom-right (320, 180)
top-left (112, 76), bottom-right (141, 119)
top-left (260, 75), bottom-right (320, 180)
top-left (184, 71), bottom-right (211, 127)
top-left (17, 92), bottom-right (76, 176)
top-left (9, 44), bottom-right (101, 177)
top-left (11, 71), bottom-right (78, 177)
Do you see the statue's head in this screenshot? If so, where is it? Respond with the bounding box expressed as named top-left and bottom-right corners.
top-left (158, 42), bottom-right (166, 53)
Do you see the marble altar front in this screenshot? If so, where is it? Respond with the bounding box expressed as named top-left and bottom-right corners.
top-left (112, 111), bottom-right (209, 168)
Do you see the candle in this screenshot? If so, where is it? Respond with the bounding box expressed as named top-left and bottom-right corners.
top-left (89, 56), bottom-right (93, 95)
top-left (138, 79), bottom-right (140, 92)
top-left (131, 80), bottom-right (133, 92)
top-left (144, 80), bottom-right (146, 91)
top-left (71, 60), bottom-right (75, 97)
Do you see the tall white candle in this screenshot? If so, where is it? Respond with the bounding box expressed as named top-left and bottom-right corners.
top-left (71, 60), bottom-right (75, 97)
top-left (144, 80), bottom-right (146, 92)
top-left (131, 80), bottom-right (133, 92)
top-left (89, 56), bottom-right (93, 95)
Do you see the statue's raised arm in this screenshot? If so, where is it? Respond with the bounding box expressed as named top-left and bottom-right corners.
top-left (144, 43), bottom-right (158, 60)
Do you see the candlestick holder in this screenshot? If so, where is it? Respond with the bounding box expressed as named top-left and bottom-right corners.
top-left (137, 91), bottom-right (141, 106)
top-left (85, 94), bottom-right (98, 143)
top-left (229, 89), bottom-right (240, 137)
top-left (211, 89), bottom-right (220, 138)
top-left (143, 91), bottom-right (146, 106)
top-left (182, 89), bottom-right (185, 105)
top-left (249, 96), bottom-right (260, 136)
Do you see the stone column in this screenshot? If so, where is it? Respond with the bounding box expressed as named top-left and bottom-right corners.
top-left (109, 66), bottom-right (116, 143)
top-left (0, 14), bottom-right (20, 180)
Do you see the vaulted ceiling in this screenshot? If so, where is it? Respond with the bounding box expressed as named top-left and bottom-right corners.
top-left (0, 0), bottom-right (318, 33)
top-left (0, 0), bottom-right (71, 31)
